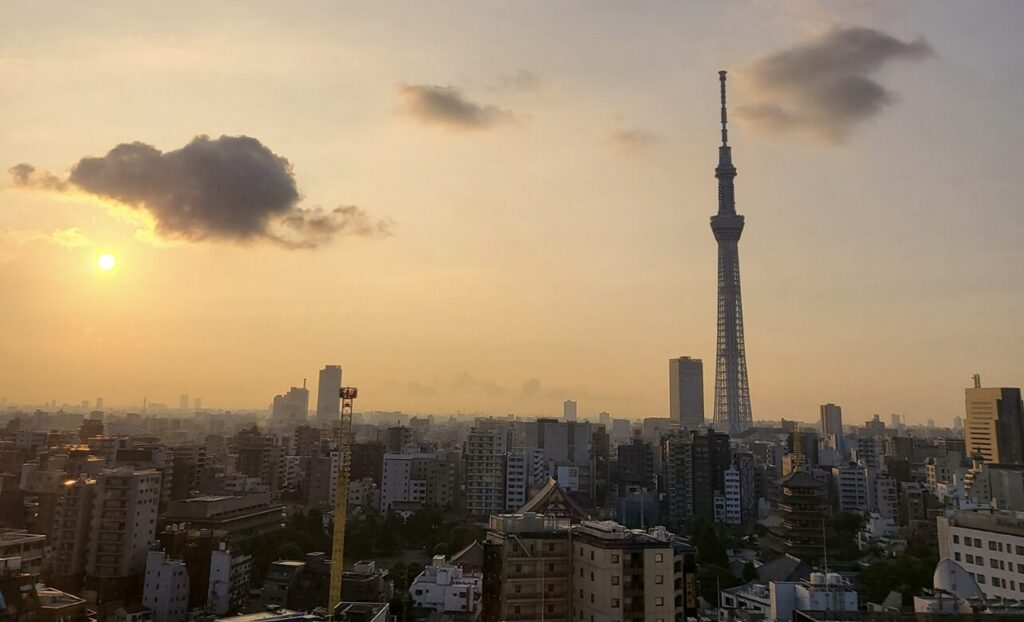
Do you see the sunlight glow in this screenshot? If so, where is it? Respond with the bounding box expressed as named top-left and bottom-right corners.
top-left (97, 253), bottom-right (116, 271)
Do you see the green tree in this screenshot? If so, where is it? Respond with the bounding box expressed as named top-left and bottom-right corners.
top-left (858, 554), bottom-right (933, 606)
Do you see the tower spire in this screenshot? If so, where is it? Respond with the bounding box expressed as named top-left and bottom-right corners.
top-left (719, 70), bottom-right (728, 147)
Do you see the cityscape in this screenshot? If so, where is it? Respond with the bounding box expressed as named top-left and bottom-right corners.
top-left (2, 4), bottom-right (1024, 622)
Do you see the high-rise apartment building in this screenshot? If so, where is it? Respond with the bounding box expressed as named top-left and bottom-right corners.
top-left (832, 463), bottom-right (870, 514)
top-left (661, 431), bottom-right (693, 526)
top-left (691, 429), bottom-right (731, 522)
top-left (464, 427), bottom-right (513, 521)
top-left (315, 365), bottom-right (342, 429)
top-left (669, 356), bottom-right (704, 428)
top-left (86, 468), bottom-right (163, 579)
top-left (52, 477), bottom-right (97, 591)
top-left (965, 383), bottom-right (1024, 464)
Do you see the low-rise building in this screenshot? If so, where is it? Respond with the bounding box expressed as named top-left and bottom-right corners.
top-left (409, 555), bottom-right (483, 615)
top-left (160, 494), bottom-right (284, 546)
top-left (937, 509), bottom-right (1024, 598)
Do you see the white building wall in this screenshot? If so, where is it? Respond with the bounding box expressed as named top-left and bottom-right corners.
top-left (143, 551), bottom-right (190, 622)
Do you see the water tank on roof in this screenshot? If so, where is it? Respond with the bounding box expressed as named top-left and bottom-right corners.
top-left (827, 572), bottom-right (843, 586)
top-left (810, 572), bottom-right (826, 585)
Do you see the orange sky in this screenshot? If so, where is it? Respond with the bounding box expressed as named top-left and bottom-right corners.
top-left (2, 2), bottom-right (1023, 424)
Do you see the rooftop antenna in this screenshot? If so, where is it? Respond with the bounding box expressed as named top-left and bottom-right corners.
top-left (972, 374), bottom-right (981, 389)
top-left (719, 70), bottom-right (729, 147)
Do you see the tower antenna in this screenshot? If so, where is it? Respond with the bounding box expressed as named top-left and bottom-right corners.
top-left (719, 70), bottom-right (729, 146)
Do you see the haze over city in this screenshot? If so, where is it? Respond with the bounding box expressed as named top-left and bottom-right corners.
top-left (4, 1), bottom-right (1023, 424)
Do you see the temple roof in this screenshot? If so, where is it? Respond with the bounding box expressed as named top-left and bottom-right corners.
top-left (517, 478), bottom-right (589, 523)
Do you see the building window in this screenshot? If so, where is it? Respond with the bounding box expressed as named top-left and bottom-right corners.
top-left (1017, 563), bottom-right (1024, 573)
top-left (655, 553), bottom-right (664, 563)
top-left (992, 559), bottom-right (999, 569)
top-left (655, 575), bottom-right (664, 584)
top-left (978, 575), bottom-right (987, 584)
top-left (953, 535), bottom-right (959, 544)
top-left (955, 553), bottom-right (961, 562)
top-left (611, 576), bottom-right (620, 586)
top-left (656, 597), bottom-right (664, 606)
top-left (591, 551), bottom-right (595, 560)
top-left (976, 538), bottom-right (983, 547)
top-left (990, 541), bottom-right (998, 551)
top-left (611, 554), bottom-right (619, 563)
top-left (611, 599), bottom-right (620, 608)
top-left (591, 572), bottom-right (595, 581)
top-left (1017, 546), bottom-right (1024, 556)
top-left (591, 593), bottom-right (595, 603)
top-left (977, 557), bottom-right (985, 566)
top-left (966, 554), bottom-right (974, 564)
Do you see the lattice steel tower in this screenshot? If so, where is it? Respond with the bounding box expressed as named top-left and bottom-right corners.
top-left (711, 70), bottom-right (753, 434)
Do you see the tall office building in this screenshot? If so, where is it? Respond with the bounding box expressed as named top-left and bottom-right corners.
top-left (315, 365), bottom-right (342, 428)
top-left (525, 419), bottom-right (594, 499)
top-left (669, 356), bottom-right (704, 428)
top-left (270, 384), bottom-right (309, 430)
top-left (563, 400), bottom-right (577, 422)
top-left (819, 403), bottom-right (845, 451)
top-left (965, 381), bottom-right (1024, 464)
top-left (710, 71), bottom-right (753, 434)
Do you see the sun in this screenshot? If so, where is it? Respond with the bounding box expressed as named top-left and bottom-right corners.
top-left (97, 253), bottom-right (117, 271)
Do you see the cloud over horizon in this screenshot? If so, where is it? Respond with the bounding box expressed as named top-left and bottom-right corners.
top-left (399, 84), bottom-right (515, 129)
top-left (8, 135), bottom-right (389, 248)
top-left (737, 26), bottom-right (932, 142)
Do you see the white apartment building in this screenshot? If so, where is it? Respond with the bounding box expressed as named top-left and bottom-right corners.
top-left (409, 555), bottom-right (483, 615)
top-left (464, 428), bottom-right (511, 520)
top-left (873, 475), bottom-right (898, 520)
top-left (143, 550), bottom-right (190, 622)
top-left (723, 466), bottom-right (742, 526)
top-left (506, 448), bottom-right (529, 511)
top-left (938, 509), bottom-right (1024, 598)
top-left (832, 464), bottom-right (870, 514)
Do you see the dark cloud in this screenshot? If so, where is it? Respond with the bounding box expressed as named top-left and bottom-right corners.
top-left (399, 84), bottom-right (514, 129)
top-left (9, 135), bottom-right (388, 248)
top-left (736, 26), bottom-right (931, 142)
top-left (8, 164), bottom-right (68, 191)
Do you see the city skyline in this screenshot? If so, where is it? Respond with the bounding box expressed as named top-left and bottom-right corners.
top-left (3, 3), bottom-right (1024, 424)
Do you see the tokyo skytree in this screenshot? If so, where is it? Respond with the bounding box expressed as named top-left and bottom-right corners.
top-left (710, 71), bottom-right (753, 434)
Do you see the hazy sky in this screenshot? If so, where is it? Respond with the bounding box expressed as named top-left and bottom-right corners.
top-left (2, 1), bottom-right (1022, 424)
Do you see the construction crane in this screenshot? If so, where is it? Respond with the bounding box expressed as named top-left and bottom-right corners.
top-left (329, 386), bottom-right (358, 612)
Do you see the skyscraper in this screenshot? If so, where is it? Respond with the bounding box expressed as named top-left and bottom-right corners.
top-left (710, 71), bottom-right (753, 434)
top-left (965, 380), bottom-right (1024, 464)
top-left (563, 399), bottom-right (577, 422)
top-left (316, 365), bottom-right (342, 428)
top-left (270, 384), bottom-right (309, 430)
top-left (669, 356), bottom-right (704, 428)
top-left (819, 403), bottom-right (844, 451)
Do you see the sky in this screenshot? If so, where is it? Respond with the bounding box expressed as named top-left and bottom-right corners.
top-left (2, 1), bottom-right (1023, 424)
